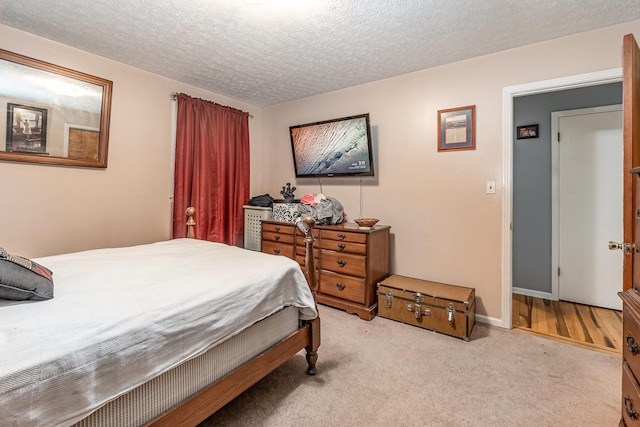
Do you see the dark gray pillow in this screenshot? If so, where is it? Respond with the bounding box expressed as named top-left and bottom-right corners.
top-left (0, 247), bottom-right (54, 301)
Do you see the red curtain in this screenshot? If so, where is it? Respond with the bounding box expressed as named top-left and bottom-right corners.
top-left (172, 93), bottom-right (250, 246)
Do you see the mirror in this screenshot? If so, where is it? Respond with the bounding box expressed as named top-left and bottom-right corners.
top-left (0, 49), bottom-right (112, 168)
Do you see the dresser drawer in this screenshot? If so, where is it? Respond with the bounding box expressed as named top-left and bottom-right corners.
top-left (320, 270), bottom-right (366, 304)
top-left (295, 250), bottom-right (320, 267)
top-left (296, 244), bottom-right (320, 257)
top-left (262, 222), bottom-right (295, 234)
top-left (295, 233), bottom-right (320, 254)
top-left (295, 229), bottom-right (320, 244)
top-left (320, 238), bottom-right (366, 255)
top-left (262, 230), bottom-right (294, 244)
top-left (624, 304), bottom-right (640, 378)
top-left (321, 250), bottom-right (366, 277)
top-left (623, 362), bottom-right (640, 426)
top-left (261, 240), bottom-right (294, 258)
top-left (321, 229), bottom-right (367, 244)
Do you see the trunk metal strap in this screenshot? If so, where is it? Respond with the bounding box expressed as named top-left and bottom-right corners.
top-left (379, 288), bottom-right (470, 315)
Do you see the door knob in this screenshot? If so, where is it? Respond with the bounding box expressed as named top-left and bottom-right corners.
top-left (609, 241), bottom-right (633, 254)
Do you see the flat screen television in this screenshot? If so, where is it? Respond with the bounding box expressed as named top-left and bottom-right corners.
top-left (289, 113), bottom-right (374, 178)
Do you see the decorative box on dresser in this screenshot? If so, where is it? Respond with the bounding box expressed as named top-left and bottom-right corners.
top-left (620, 167), bottom-right (640, 426)
top-left (261, 220), bottom-right (390, 320)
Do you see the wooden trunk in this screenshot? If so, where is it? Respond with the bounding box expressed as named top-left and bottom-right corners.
top-left (376, 275), bottom-right (475, 341)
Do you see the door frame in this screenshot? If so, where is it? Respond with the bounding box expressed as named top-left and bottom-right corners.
top-left (502, 68), bottom-right (622, 328)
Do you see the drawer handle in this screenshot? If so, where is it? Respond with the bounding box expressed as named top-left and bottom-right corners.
top-left (337, 244), bottom-right (346, 251)
top-left (338, 233), bottom-right (346, 240)
top-left (625, 395), bottom-right (638, 420)
top-left (627, 332), bottom-right (639, 355)
top-left (274, 227), bottom-right (280, 232)
top-left (336, 283), bottom-right (346, 290)
top-left (275, 235), bottom-right (280, 241)
top-left (273, 248), bottom-right (280, 255)
top-left (336, 260), bottom-right (347, 267)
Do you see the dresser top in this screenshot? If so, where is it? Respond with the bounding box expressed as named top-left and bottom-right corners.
top-left (262, 219), bottom-right (390, 233)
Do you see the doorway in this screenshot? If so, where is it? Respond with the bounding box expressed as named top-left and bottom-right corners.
top-left (553, 106), bottom-right (623, 310)
top-left (502, 69), bottom-right (623, 329)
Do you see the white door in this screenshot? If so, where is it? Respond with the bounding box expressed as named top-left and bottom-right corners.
top-left (554, 105), bottom-right (623, 310)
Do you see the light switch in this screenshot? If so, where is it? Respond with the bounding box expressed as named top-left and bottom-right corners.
top-left (486, 181), bottom-right (496, 194)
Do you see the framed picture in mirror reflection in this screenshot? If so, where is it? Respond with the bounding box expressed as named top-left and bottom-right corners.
top-left (6, 103), bottom-right (48, 154)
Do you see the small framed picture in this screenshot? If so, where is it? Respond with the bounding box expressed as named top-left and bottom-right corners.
top-left (6, 103), bottom-right (48, 153)
top-left (517, 124), bottom-right (539, 139)
top-left (437, 105), bottom-right (475, 152)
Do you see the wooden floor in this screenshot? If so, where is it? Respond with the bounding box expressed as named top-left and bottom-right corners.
top-left (512, 294), bottom-right (623, 354)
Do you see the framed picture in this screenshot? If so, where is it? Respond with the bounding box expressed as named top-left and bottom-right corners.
top-left (6, 103), bottom-right (48, 153)
top-left (516, 124), bottom-right (539, 139)
top-left (437, 105), bottom-right (475, 152)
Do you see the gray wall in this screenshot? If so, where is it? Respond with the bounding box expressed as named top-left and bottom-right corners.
top-left (512, 82), bottom-right (622, 295)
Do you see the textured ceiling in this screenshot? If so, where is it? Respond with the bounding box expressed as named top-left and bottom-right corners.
top-left (2, 0), bottom-right (639, 107)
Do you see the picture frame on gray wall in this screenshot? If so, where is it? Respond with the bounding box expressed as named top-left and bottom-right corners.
top-left (516, 124), bottom-right (539, 139)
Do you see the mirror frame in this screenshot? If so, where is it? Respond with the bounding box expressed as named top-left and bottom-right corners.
top-left (0, 49), bottom-right (112, 168)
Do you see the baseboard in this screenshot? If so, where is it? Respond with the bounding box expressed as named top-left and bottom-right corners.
top-left (512, 287), bottom-right (555, 300)
top-left (475, 314), bottom-right (504, 328)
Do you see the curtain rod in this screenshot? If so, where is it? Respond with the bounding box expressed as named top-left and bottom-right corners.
top-left (170, 92), bottom-right (254, 118)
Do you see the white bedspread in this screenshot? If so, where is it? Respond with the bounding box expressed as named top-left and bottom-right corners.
top-left (0, 239), bottom-right (317, 426)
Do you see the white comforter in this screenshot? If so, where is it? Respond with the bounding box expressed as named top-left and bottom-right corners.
top-left (0, 239), bottom-right (317, 426)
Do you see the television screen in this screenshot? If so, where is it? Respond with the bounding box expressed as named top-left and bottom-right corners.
top-left (289, 113), bottom-right (374, 178)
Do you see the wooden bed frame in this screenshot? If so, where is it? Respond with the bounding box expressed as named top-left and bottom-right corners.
top-left (144, 209), bottom-right (320, 426)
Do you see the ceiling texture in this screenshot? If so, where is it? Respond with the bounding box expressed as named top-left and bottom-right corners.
top-left (2, 0), bottom-right (639, 107)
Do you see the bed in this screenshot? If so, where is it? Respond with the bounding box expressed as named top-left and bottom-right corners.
top-left (0, 209), bottom-right (320, 427)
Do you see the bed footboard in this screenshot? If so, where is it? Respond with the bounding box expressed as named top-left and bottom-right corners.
top-left (302, 215), bottom-right (320, 375)
top-left (304, 316), bottom-right (320, 376)
top-left (186, 207), bottom-right (196, 239)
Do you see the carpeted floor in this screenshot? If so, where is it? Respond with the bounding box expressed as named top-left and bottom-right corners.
top-left (199, 304), bottom-right (620, 427)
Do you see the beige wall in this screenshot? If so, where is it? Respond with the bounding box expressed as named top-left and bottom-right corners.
top-left (0, 25), bottom-right (262, 258)
top-left (259, 20), bottom-right (640, 323)
top-left (2, 20), bottom-right (639, 323)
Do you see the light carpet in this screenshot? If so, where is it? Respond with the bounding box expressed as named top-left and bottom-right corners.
top-left (200, 304), bottom-right (620, 426)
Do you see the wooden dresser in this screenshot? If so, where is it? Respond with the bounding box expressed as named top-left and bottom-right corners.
top-left (621, 290), bottom-right (640, 426)
top-left (261, 220), bottom-right (390, 320)
top-left (620, 167), bottom-right (640, 426)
